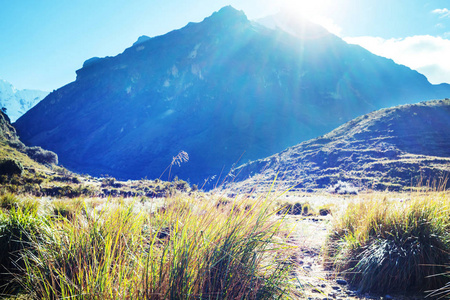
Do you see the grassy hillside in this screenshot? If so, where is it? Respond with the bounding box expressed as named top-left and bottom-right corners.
top-left (229, 99), bottom-right (450, 193)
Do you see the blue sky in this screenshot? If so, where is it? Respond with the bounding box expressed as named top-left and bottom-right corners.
top-left (1, 0), bottom-right (450, 91)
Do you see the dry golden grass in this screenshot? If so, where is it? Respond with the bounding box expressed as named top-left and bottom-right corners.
top-left (0, 193), bottom-right (297, 299)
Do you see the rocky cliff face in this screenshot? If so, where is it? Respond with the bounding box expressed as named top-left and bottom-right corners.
top-left (0, 108), bottom-right (58, 167)
top-left (0, 109), bottom-right (18, 143)
top-left (14, 6), bottom-right (450, 186)
top-left (227, 99), bottom-right (450, 192)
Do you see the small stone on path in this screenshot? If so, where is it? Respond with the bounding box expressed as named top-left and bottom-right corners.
top-left (336, 279), bottom-right (348, 285)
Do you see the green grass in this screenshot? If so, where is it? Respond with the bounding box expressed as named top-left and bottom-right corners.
top-left (324, 191), bottom-right (450, 294)
top-left (0, 204), bottom-right (48, 294)
top-left (0, 193), bottom-right (20, 209)
top-left (0, 194), bottom-right (296, 299)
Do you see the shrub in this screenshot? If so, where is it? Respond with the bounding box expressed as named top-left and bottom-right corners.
top-left (0, 159), bottom-right (23, 177)
top-left (318, 206), bottom-right (332, 216)
top-left (277, 201), bottom-right (313, 216)
top-left (25, 146), bottom-right (58, 165)
top-left (8, 139), bottom-right (26, 151)
top-left (325, 193), bottom-right (450, 294)
top-left (277, 202), bottom-right (302, 215)
top-left (302, 202), bottom-right (311, 215)
top-left (175, 179), bottom-right (189, 192)
top-left (101, 177), bottom-right (116, 187)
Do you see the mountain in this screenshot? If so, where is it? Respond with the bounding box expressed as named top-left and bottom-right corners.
top-left (0, 107), bottom-right (59, 190)
top-left (0, 79), bottom-right (48, 122)
top-left (14, 6), bottom-right (450, 186)
top-left (0, 109), bottom-right (192, 198)
top-left (0, 107), bottom-right (19, 144)
top-left (0, 107), bottom-right (58, 167)
top-left (226, 99), bottom-right (450, 192)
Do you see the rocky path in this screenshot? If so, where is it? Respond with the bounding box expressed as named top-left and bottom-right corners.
top-left (289, 215), bottom-right (424, 300)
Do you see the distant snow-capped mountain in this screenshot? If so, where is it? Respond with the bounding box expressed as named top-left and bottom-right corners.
top-left (0, 79), bottom-right (48, 122)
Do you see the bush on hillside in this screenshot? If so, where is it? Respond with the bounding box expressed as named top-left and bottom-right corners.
top-left (7, 139), bottom-right (26, 151)
top-left (0, 159), bottom-right (23, 177)
top-left (26, 146), bottom-right (58, 165)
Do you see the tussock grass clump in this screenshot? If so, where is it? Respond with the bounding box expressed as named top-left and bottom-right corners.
top-left (317, 203), bottom-right (335, 216)
top-left (0, 193), bottom-right (40, 213)
top-left (0, 206), bottom-right (48, 293)
top-left (277, 201), bottom-right (313, 216)
top-left (50, 198), bottom-right (84, 220)
top-left (15, 195), bottom-right (295, 299)
top-left (22, 204), bottom-right (145, 299)
top-left (325, 192), bottom-right (450, 294)
top-left (0, 193), bottom-right (20, 209)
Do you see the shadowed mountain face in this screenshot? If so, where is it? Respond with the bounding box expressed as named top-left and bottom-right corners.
top-left (14, 6), bottom-right (450, 186)
top-left (228, 99), bottom-right (450, 192)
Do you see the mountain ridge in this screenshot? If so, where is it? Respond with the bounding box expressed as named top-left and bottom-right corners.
top-left (226, 99), bottom-right (450, 192)
top-left (15, 6), bottom-right (450, 186)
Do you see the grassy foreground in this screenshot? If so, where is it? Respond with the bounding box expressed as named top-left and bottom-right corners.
top-left (0, 193), bottom-right (296, 299)
top-left (3, 188), bottom-right (450, 299)
top-left (325, 190), bottom-right (450, 296)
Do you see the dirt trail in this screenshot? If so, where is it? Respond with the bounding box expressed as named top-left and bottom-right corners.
top-left (289, 215), bottom-right (424, 300)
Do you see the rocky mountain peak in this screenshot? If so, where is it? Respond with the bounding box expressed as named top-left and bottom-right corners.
top-left (207, 6), bottom-right (247, 24)
top-left (133, 35), bottom-right (151, 46)
top-left (82, 57), bottom-right (102, 68)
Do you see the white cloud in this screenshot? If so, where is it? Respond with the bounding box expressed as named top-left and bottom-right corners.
top-left (432, 8), bottom-right (450, 18)
top-left (344, 35), bottom-right (450, 84)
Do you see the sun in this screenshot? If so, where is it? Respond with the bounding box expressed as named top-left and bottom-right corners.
top-left (279, 0), bottom-right (343, 36)
top-left (281, 0), bottom-right (326, 16)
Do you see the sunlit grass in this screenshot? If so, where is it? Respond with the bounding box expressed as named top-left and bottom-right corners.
top-left (0, 205), bottom-right (49, 295)
top-left (0, 194), bottom-right (296, 299)
top-left (324, 191), bottom-right (450, 294)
